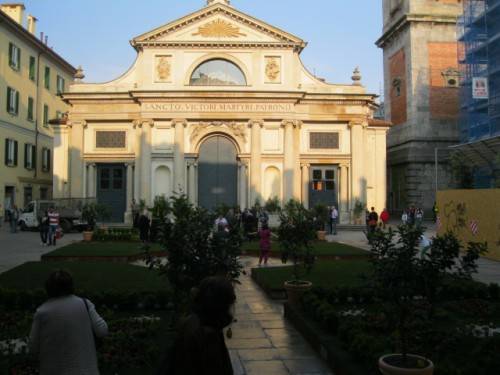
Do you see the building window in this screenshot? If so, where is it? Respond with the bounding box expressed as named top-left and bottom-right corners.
top-left (190, 59), bottom-right (247, 86)
top-left (24, 187), bottom-right (33, 207)
top-left (29, 56), bottom-right (36, 81)
top-left (4, 139), bottom-right (18, 167)
top-left (441, 68), bottom-right (461, 88)
top-left (27, 97), bottom-right (34, 122)
top-left (44, 66), bottom-right (51, 90)
top-left (8, 43), bottom-right (20, 71)
top-left (6, 87), bottom-right (19, 115)
top-left (24, 144), bottom-right (36, 170)
top-left (310, 132), bottom-right (339, 149)
top-left (42, 148), bottom-right (51, 172)
top-left (311, 168), bottom-right (336, 191)
top-left (56, 75), bottom-right (65, 94)
top-left (40, 187), bottom-right (49, 200)
top-left (96, 131), bottom-right (126, 148)
top-left (43, 104), bottom-right (49, 127)
top-left (392, 77), bottom-right (402, 97)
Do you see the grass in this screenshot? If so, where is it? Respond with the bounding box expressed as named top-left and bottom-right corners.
top-left (242, 240), bottom-right (368, 257)
top-left (43, 242), bottom-right (163, 258)
top-left (252, 259), bottom-right (372, 291)
top-left (0, 261), bottom-right (166, 292)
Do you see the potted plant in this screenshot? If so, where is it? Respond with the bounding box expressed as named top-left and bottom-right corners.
top-left (81, 203), bottom-right (111, 242)
top-left (278, 199), bottom-right (317, 307)
top-left (352, 199), bottom-right (365, 225)
top-left (311, 203), bottom-right (329, 240)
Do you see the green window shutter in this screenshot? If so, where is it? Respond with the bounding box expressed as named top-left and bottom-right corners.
top-left (32, 145), bottom-right (37, 169)
top-left (6, 88), bottom-right (11, 112)
top-left (28, 97), bottom-right (33, 121)
top-left (17, 48), bottom-right (21, 70)
top-left (29, 56), bottom-right (36, 80)
top-left (44, 67), bottom-right (50, 89)
top-left (15, 91), bottom-right (19, 115)
top-left (8, 43), bottom-right (13, 66)
top-left (24, 144), bottom-right (28, 168)
top-left (43, 105), bottom-right (48, 125)
top-left (48, 149), bottom-right (51, 171)
top-left (14, 141), bottom-right (18, 166)
top-left (4, 139), bottom-right (8, 166)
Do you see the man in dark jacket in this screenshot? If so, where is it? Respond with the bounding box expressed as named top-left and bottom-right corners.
top-left (159, 277), bottom-right (235, 375)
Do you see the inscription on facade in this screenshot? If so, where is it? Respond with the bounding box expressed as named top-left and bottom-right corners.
top-left (142, 102), bottom-right (294, 113)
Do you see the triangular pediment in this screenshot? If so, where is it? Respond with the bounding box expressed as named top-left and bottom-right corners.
top-left (132, 3), bottom-right (306, 51)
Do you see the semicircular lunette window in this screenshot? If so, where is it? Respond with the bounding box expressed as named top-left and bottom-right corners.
top-left (190, 59), bottom-right (247, 86)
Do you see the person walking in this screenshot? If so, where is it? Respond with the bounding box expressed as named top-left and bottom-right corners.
top-left (9, 205), bottom-right (19, 233)
top-left (215, 214), bottom-right (229, 232)
top-left (257, 223), bottom-right (272, 266)
top-left (367, 207), bottom-right (379, 242)
top-left (402, 209), bottom-right (408, 225)
top-left (330, 206), bottom-right (339, 235)
top-left (47, 207), bottom-right (60, 246)
top-left (29, 270), bottom-right (108, 375)
top-left (138, 209), bottom-right (151, 243)
top-left (380, 208), bottom-right (390, 229)
top-left (157, 276), bottom-right (235, 375)
top-left (415, 208), bottom-right (424, 227)
top-left (39, 211), bottom-right (50, 246)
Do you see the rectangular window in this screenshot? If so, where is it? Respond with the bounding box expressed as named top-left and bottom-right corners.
top-left (8, 43), bottom-right (20, 71)
top-left (4, 139), bottom-right (18, 167)
top-left (96, 131), bottom-right (126, 148)
top-left (43, 104), bottom-right (49, 126)
top-left (44, 66), bottom-right (51, 90)
top-left (42, 148), bottom-right (51, 172)
top-left (24, 187), bottom-right (33, 208)
top-left (6, 87), bottom-right (19, 115)
top-left (309, 132), bottom-right (340, 149)
top-left (27, 97), bottom-right (34, 121)
top-left (24, 144), bottom-right (36, 170)
top-left (29, 56), bottom-right (36, 81)
top-left (40, 187), bottom-right (48, 200)
top-left (56, 75), bottom-right (65, 94)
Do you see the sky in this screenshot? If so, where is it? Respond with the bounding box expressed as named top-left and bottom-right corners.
top-left (21, 0), bottom-right (383, 95)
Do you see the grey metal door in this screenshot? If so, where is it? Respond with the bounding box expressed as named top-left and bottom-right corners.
top-left (198, 136), bottom-right (238, 210)
top-left (309, 166), bottom-right (338, 208)
top-left (96, 164), bottom-right (126, 222)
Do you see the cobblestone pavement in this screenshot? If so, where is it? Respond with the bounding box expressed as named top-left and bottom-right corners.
top-left (0, 223), bottom-right (80, 274)
top-left (227, 256), bottom-right (333, 375)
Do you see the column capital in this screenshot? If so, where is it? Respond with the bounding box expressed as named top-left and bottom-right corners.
top-left (348, 119), bottom-right (368, 129)
top-left (300, 162), bottom-right (310, 168)
top-left (172, 118), bottom-right (188, 128)
top-left (247, 119), bottom-right (264, 128)
top-left (339, 163), bottom-right (349, 169)
top-left (281, 119), bottom-right (302, 129)
top-left (86, 162), bottom-right (96, 168)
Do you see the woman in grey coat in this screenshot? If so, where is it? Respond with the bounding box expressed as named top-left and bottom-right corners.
top-left (29, 270), bottom-right (108, 375)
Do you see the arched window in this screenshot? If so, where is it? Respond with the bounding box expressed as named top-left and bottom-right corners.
top-left (190, 59), bottom-right (246, 86)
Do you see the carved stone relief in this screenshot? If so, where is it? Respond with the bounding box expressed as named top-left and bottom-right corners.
top-left (265, 56), bottom-right (281, 83)
top-left (155, 55), bottom-right (172, 82)
top-left (190, 121), bottom-right (247, 145)
top-left (192, 19), bottom-right (246, 38)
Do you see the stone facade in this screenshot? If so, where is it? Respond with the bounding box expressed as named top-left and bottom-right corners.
top-left (377, 0), bottom-right (462, 215)
top-left (54, 0), bottom-right (390, 223)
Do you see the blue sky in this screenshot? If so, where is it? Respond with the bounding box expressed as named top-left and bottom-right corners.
top-left (22, 0), bottom-right (383, 95)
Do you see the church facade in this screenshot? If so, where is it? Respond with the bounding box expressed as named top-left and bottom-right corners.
top-left (53, 0), bottom-right (390, 223)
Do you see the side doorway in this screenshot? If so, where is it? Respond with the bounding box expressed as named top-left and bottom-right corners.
top-left (96, 164), bottom-right (127, 223)
top-left (309, 165), bottom-right (339, 208)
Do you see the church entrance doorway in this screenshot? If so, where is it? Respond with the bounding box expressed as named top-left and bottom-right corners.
top-left (198, 135), bottom-right (238, 210)
top-left (96, 164), bottom-right (127, 222)
top-left (309, 165), bottom-right (339, 208)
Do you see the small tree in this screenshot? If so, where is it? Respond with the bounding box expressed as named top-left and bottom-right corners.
top-left (278, 199), bottom-right (316, 283)
top-left (311, 203), bottom-right (329, 231)
top-left (81, 202), bottom-right (111, 231)
top-left (264, 196), bottom-right (281, 214)
top-left (145, 194), bottom-right (243, 320)
top-left (353, 200), bottom-right (365, 222)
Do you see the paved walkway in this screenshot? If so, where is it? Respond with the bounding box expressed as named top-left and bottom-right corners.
top-left (0, 224), bottom-right (80, 274)
top-left (227, 257), bottom-right (332, 375)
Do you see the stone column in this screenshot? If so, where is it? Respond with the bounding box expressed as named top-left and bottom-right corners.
top-left (349, 121), bottom-right (366, 208)
top-left (69, 121), bottom-right (85, 198)
top-left (239, 160), bottom-right (248, 209)
top-left (52, 125), bottom-right (71, 198)
top-left (125, 163), bottom-right (134, 223)
top-left (340, 164), bottom-right (349, 223)
top-left (375, 130), bottom-right (387, 213)
top-left (141, 120), bottom-right (153, 206)
top-left (283, 120), bottom-right (296, 203)
top-left (301, 163), bottom-right (310, 208)
top-left (87, 163), bottom-right (96, 198)
top-left (249, 119), bottom-right (262, 205)
top-left (173, 119), bottom-right (186, 194)
top-left (188, 161), bottom-right (197, 204)
top-left (133, 121), bottom-right (142, 203)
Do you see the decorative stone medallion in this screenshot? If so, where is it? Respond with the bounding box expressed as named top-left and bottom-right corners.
top-left (192, 19), bottom-right (246, 38)
top-left (265, 57), bottom-right (281, 83)
top-left (155, 55), bottom-right (171, 82)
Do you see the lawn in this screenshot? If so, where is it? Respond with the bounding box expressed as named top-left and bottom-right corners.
top-left (252, 259), bottom-right (372, 291)
top-left (242, 240), bottom-right (368, 257)
top-left (0, 261), bottom-right (166, 292)
top-left (43, 242), bottom-right (163, 258)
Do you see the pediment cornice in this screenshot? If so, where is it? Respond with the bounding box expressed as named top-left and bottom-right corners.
top-left (131, 4), bottom-right (306, 52)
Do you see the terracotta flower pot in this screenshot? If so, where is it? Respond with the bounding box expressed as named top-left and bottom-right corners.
top-left (284, 280), bottom-right (312, 307)
top-left (83, 231), bottom-right (93, 242)
top-left (316, 230), bottom-right (327, 241)
top-left (379, 354), bottom-right (434, 375)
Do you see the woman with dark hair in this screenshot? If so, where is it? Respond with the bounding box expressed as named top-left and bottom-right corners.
top-left (29, 270), bottom-right (108, 375)
top-left (257, 223), bottom-right (272, 266)
top-left (159, 276), bottom-right (236, 375)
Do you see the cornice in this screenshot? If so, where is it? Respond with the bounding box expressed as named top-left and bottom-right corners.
top-left (135, 41), bottom-right (300, 51)
top-left (376, 14), bottom-right (459, 48)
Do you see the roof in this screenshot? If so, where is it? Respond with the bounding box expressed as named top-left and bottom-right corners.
top-left (0, 8), bottom-right (76, 74)
top-left (449, 135), bottom-right (500, 168)
top-left (368, 118), bottom-right (393, 128)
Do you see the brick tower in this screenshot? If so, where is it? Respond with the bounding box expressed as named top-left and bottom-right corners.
top-left (376, 0), bottom-right (463, 215)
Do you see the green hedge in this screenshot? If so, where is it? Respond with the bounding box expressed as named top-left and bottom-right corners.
top-left (93, 228), bottom-right (139, 242)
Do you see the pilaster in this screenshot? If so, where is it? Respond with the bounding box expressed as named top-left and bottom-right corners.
top-left (300, 163), bottom-right (310, 208)
top-left (69, 121), bottom-right (85, 198)
top-left (349, 120), bottom-right (367, 208)
top-left (249, 119), bottom-right (263, 205)
top-left (141, 120), bottom-right (154, 206)
top-left (173, 119), bottom-right (187, 194)
top-left (125, 163), bottom-right (134, 223)
top-left (52, 124), bottom-right (71, 198)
